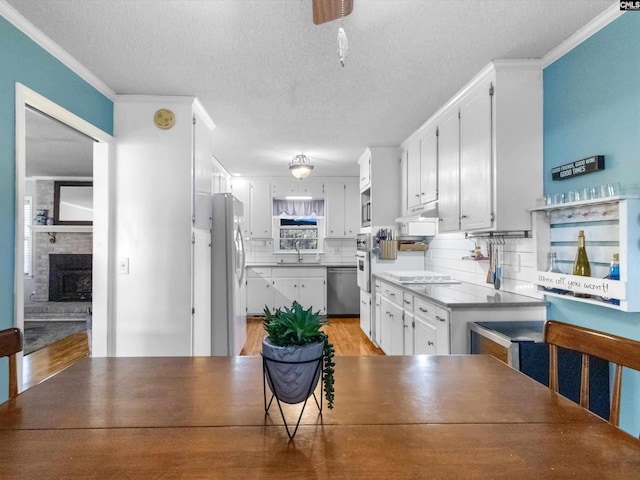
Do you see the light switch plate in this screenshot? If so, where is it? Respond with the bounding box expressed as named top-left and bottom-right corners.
top-left (118, 258), bottom-right (129, 274)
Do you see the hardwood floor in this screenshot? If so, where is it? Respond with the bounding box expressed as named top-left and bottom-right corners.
top-left (22, 331), bottom-right (89, 391)
top-left (242, 316), bottom-right (384, 356)
top-left (22, 316), bottom-right (382, 392)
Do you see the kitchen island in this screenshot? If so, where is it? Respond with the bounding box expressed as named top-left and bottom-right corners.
top-left (373, 273), bottom-right (547, 355)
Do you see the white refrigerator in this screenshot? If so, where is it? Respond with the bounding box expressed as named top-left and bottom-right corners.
top-left (211, 193), bottom-right (247, 356)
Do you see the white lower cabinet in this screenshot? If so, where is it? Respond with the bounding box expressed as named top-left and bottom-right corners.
top-left (402, 293), bottom-right (415, 355)
top-left (298, 277), bottom-right (326, 314)
top-left (414, 297), bottom-right (450, 355)
top-left (359, 291), bottom-right (371, 340)
top-left (377, 278), bottom-right (545, 355)
top-left (379, 283), bottom-right (406, 355)
top-left (414, 317), bottom-right (437, 355)
top-left (246, 267), bottom-right (326, 315)
top-left (246, 268), bottom-right (274, 314)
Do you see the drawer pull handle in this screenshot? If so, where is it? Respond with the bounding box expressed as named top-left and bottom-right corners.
top-left (404, 300), bottom-right (411, 304)
top-left (428, 341), bottom-right (434, 346)
top-left (418, 307), bottom-right (428, 313)
top-left (436, 316), bottom-right (446, 322)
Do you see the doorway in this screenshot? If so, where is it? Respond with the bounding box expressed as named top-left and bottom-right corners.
top-left (14, 84), bottom-right (113, 392)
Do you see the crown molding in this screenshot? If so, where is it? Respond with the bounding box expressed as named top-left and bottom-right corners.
top-left (542, 4), bottom-right (625, 68)
top-left (0, 0), bottom-right (116, 101)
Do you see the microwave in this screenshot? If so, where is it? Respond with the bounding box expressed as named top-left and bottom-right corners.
top-left (361, 202), bottom-right (371, 227)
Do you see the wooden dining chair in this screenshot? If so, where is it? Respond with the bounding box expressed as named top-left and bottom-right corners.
top-left (0, 328), bottom-right (23, 400)
top-left (544, 320), bottom-right (640, 435)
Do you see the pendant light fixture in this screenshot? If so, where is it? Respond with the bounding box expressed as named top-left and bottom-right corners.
top-left (289, 154), bottom-right (314, 179)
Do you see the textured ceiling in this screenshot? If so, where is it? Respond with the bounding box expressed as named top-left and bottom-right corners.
top-left (8, 0), bottom-right (614, 178)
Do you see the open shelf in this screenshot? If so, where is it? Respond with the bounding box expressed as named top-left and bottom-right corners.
top-left (531, 196), bottom-right (640, 312)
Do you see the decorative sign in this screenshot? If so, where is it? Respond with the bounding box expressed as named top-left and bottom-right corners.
top-left (551, 155), bottom-right (605, 181)
top-left (535, 271), bottom-right (625, 300)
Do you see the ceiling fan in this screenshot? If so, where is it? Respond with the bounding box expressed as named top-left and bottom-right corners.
top-left (312, 0), bottom-right (353, 25)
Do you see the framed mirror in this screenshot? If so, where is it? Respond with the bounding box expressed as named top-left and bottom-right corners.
top-left (53, 181), bottom-right (93, 225)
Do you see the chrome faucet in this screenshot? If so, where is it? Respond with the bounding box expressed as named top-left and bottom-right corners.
top-left (295, 240), bottom-right (303, 262)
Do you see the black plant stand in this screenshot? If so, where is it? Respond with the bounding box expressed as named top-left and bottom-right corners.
top-left (262, 354), bottom-right (323, 439)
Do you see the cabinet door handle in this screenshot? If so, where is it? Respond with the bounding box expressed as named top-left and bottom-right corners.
top-left (384, 290), bottom-right (395, 296)
top-left (436, 315), bottom-right (446, 322)
top-left (460, 215), bottom-right (468, 219)
top-left (418, 307), bottom-right (428, 313)
top-left (301, 284), bottom-right (305, 288)
top-left (414, 194), bottom-right (420, 198)
top-left (428, 341), bottom-right (434, 346)
top-left (404, 300), bottom-right (411, 304)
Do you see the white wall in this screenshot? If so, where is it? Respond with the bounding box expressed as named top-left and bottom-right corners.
top-left (113, 96), bottom-right (195, 356)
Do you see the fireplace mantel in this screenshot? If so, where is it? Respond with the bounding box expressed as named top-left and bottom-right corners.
top-left (31, 225), bottom-right (92, 233)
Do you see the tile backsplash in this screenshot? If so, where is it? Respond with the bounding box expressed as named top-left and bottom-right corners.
top-left (425, 232), bottom-right (541, 298)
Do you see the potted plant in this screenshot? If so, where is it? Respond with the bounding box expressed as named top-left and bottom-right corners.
top-left (262, 301), bottom-right (335, 410)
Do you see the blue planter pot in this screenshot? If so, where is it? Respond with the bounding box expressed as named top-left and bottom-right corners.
top-left (261, 337), bottom-right (323, 405)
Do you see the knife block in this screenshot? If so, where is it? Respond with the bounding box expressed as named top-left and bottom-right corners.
top-left (379, 240), bottom-right (398, 260)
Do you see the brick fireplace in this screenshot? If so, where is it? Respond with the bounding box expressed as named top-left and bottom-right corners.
top-left (49, 254), bottom-right (92, 301)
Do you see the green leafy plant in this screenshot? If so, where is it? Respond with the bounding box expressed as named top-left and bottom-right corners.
top-left (263, 301), bottom-right (335, 409)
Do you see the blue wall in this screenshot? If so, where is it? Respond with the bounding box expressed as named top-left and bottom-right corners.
top-left (0, 16), bottom-right (113, 400)
top-left (544, 13), bottom-right (640, 436)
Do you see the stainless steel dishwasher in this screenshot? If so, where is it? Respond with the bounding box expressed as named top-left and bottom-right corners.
top-left (327, 267), bottom-right (359, 316)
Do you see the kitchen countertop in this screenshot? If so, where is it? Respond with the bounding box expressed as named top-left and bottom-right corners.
top-left (374, 273), bottom-right (547, 309)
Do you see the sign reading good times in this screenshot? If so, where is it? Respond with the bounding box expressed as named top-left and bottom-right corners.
top-left (551, 155), bottom-right (605, 181)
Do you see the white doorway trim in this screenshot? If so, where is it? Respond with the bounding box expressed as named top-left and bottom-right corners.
top-left (14, 83), bottom-right (114, 391)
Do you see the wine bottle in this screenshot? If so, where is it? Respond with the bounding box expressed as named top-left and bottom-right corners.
top-left (572, 230), bottom-right (591, 298)
top-left (545, 252), bottom-right (566, 294)
top-left (609, 253), bottom-right (620, 305)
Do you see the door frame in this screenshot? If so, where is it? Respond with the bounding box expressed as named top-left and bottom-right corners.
top-left (14, 83), bottom-right (114, 390)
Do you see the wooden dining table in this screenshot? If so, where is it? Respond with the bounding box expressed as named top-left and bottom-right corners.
top-left (0, 354), bottom-right (638, 479)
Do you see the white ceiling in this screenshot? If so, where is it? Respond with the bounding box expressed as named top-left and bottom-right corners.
top-left (8, 0), bottom-right (614, 178)
top-left (25, 108), bottom-right (94, 178)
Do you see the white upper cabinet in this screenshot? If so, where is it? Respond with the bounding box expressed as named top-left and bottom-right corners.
top-left (406, 138), bottom-right (422, 210)
top-left (359, 152), bottom-right (371, 191)
top-left (325, 183), bottom-right (346, 237)
top-left (404, 60), bottom-right (542, 233)
top-left (459, 74), bottom-right (493, 231)
top-left (272, 179), bottom-right (324, 198)
top-left (405, 127), bottom-right (438, 215)
top-left (250, 181), bottom-right (272, 238)
top-left (344, 182), bottom-right (360, 237)
top-left (325, 181), bottom-right (359, 238)
top-left (419, 128), bottom-right (438, 206)
top-left (436, 108), bottom-right (461, 232)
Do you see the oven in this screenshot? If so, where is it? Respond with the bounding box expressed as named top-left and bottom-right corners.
top-left (356, 233), bottom-right (370, 292)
